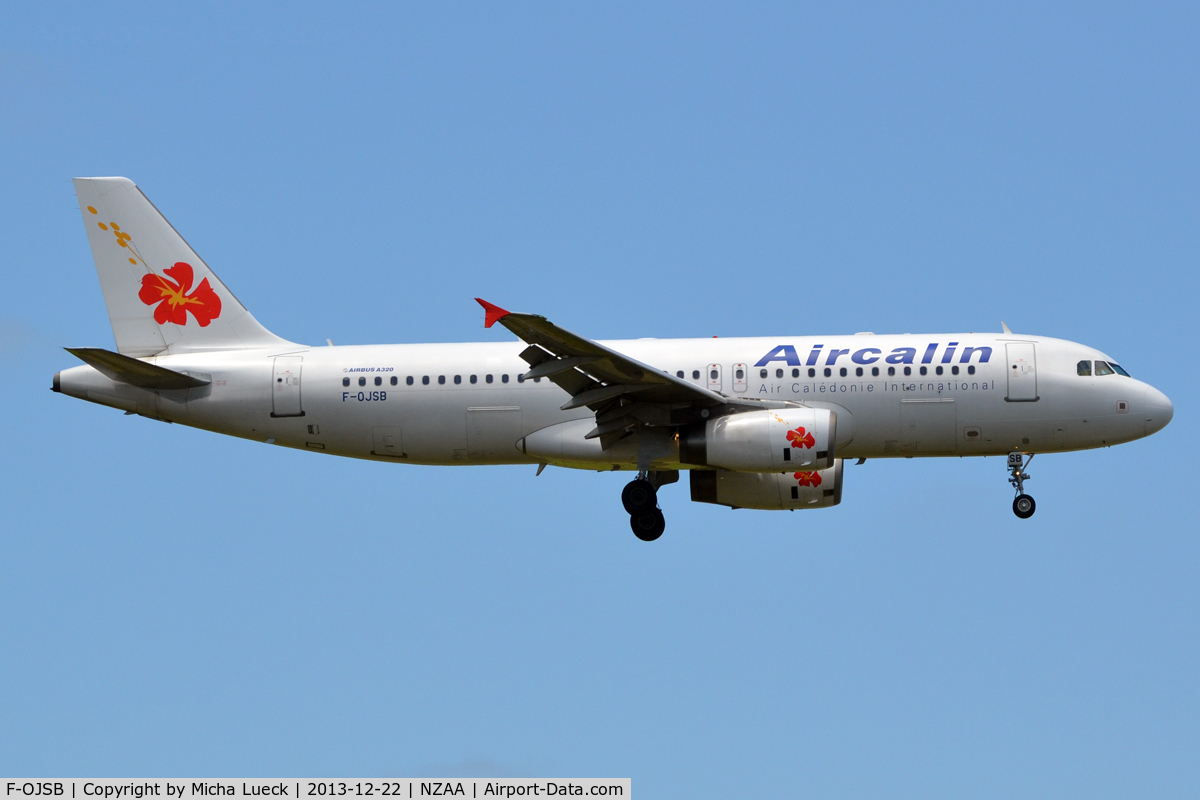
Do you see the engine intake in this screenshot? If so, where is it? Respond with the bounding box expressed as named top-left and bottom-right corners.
top-left (690, 460), bottom-right (844, 510)
top-left (679, 407), bottom-right (836, 472)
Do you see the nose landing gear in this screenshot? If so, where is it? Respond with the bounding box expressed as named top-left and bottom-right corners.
top-left (622, 471), bottom-right (676, 541)
top-left (1008, 452), bottom-right (1036, 519)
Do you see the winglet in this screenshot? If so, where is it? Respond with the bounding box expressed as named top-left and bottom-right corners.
top-left (1001, 321), bottom-right (1012, 334)
top-left (475, 298), bottom-right (511, 328)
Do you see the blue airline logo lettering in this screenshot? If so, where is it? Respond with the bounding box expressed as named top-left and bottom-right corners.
top-left (754, 343), bottom-right (992, 368)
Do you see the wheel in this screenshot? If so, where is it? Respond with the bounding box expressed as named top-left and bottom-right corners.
top-left (621, 479), bottom-right (657, 514)
top-left (1013, 494), bottom-right (1036, 519)
top-left (630, 509), bottom-right (666, 541)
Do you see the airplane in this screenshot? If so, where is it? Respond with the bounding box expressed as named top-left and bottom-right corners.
top-left (54, 177), bottom-right (1174, 540)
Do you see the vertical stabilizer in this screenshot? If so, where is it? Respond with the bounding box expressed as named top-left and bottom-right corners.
top-left (73, 177), bottom-right (291, 356)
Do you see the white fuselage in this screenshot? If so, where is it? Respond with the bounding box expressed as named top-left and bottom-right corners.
top-left (56, 332), bottom-right (1173, 471)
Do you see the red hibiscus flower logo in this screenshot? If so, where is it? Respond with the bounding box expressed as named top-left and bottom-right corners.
top-left (138, 262), bottom-right (222, 327)
top-left (794, 471), bottom-right (822, 487)
top-left (787, 426), bottom-right (815, 449)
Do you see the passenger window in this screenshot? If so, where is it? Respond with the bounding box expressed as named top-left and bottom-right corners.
top-left (1077, 360), bottom-right (1092, 376)
top-left (517, 374), bottom-right (525, 383)
top-left (935, 366), bottom-right (943, 376)
top-left (407, 376), bottom-right (414, 385)
top-left (358, 377), bottom-right (366, 386)
top-left (855, 367), bottom-right (863, 377)
top-left (839, 367), bottom-right (847, 377)
top-left (438, 375), bottom-right (446, 384)
top-left (871, 367), bottom-right (879, 377)
top-left (502, 374), bottom-right (509, 383)
top-left (710, 369), bottom-right (718, 380)
top-left (792, 368), bottom-right (800, 378)
top-left (422, 376), bottom-right (430, 385)
top-left (823, 367), bottom-right (831, 377)
top-left (1111, 363), bottom-right (1131, 377)
top-left (375, 376), bottom-right (382, 386)
top-left (390, 376), bottom-right (398, 385)
top-left (888, 366), bottom-right (895, 376)
top-left (776, 368), bottom-right (784, 378)
top-left (486, 374), bottom-right (494, 383)
top-left (470, 375), bottom-right (477, 384)
top-left (1095, 361), bottom-right (1115, 376)
top-left (693, 370), bottom-right (700, 380)
top-left (454, 375), bottom-right (462, 384)
top-left (342, 377), bottom-right (350, 387)
top-left (967, 365), bottom-right (975, 375)
top-left (676, 370), bottom-right (684, 378)
top-left (808, 368), bottom-right (816, 378)
top-left (919, 366), bottom-right (927, 376)
top-left (951, 366), bottom-right (959, 375)
top-left (904, 366), bottom-right (911, 376)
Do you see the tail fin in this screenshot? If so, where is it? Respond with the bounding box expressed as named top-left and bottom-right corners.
top-left (73, 177), bottom-right (290, 356)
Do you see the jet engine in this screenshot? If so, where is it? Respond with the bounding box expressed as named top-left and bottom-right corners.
top-left (679, 407), bottom-right (836, 472)
top-left (690, 459), bottom-right (844, 510)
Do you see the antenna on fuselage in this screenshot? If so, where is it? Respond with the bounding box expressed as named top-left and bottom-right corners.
top-left (1001, 321), bottom-right (1013, 334)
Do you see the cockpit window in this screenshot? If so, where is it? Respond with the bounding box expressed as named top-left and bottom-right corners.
top-left (1094, 361), bottom-right (1116, 376)
top-left (1110, 363), bottom-right (1131, 377)
top-left (1077, 360), bottom-right (1092, 376)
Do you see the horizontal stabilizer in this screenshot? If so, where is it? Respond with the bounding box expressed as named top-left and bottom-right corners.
top-left (65, 347), bottom-right (210, 390)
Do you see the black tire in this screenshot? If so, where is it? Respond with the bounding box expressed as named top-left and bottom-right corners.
top-left (630, 509), bottom-right (666, 541)
top-left (621, 479), bottom-right (657, 515)
top-left (1013, 494), bottom-right (1036, 519)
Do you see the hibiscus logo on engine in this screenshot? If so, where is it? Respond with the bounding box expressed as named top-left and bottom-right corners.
top-left (786, 426), bottom-right (815, 449)
top-left (794, 471), bottom-right (822, 487)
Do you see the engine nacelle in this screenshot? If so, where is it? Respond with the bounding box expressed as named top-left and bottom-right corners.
top-left (679, 407), bottom-right (836, 472)
top-left (690, 460), bottom-right (844, 510)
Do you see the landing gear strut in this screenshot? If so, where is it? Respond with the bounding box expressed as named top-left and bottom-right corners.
top-left (1008, 452), bottom-right (1036, 519)
top-left (623, 471), bottom-right (675, 541)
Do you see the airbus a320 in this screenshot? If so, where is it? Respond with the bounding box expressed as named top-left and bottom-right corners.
top-left (55, 178), bottom-right (1174, 540)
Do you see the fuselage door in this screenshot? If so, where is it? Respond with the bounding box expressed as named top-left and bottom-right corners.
top-left (1005, 343), bottom-right (1038, 402)
top-left (707, 363), bottom-right (722, 393)
top-left (467, 406), bottom-right (523, 461)
top-left (372, 427), bottom-right (406, 458)
top-left (900, 399), bottom-right (957, 453)
top-left (732, 363), bottom-right (748, 394)
top-left (272, 356), bottom-right (304, 417)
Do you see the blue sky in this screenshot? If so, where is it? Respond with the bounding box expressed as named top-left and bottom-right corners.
top-left (2, 2), bottom-right (1197, 796)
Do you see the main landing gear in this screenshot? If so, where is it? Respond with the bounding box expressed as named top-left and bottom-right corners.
top-left (1008, 452), bottom-right (1036, 519)
top-left (623, 474), bottom-right (669, 541)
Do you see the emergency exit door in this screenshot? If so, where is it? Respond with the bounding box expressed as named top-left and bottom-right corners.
top-left (1005, 343), bottom-right (1038, 402)
top-left (707, 363), bottom-right (722, 392)
top-left (272, 356), bottom-right (304, 417)
top-left (732, 363), bottom-right (748, 394)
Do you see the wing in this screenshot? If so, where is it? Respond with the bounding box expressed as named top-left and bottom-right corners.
top-left (476, 298), bottom-right (730, 450)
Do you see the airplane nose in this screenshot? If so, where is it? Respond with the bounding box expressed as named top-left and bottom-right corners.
top-left (1143, 385), bottom-right (1174, 435)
